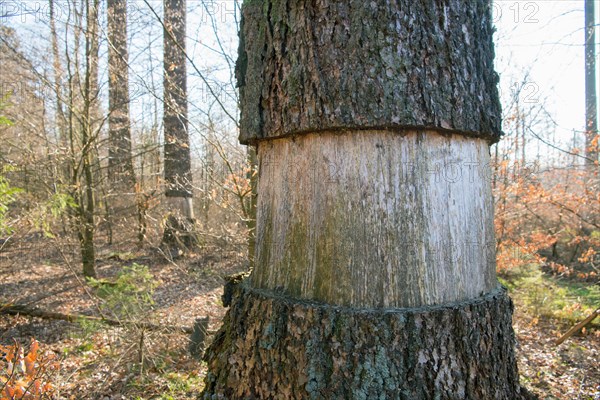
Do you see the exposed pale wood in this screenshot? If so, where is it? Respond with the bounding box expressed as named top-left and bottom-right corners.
top-left (166, 196), bottom-right (194, 220)
top-left (162, 197), bottom-right (197, 251)
top-left (253, 130), bottom-right (496, 308)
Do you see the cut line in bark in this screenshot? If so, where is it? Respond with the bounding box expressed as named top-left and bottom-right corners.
top-left (251, 126), bottom-right (502, 146)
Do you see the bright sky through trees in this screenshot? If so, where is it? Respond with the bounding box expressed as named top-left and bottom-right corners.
top-left (1, 0), bottom-right (597, 157)
top-left (494, 0), bottom-right (599, 151)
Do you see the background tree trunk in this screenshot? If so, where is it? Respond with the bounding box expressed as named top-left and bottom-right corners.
top-left (49, 0), bottom-right (68, 183)
top-left (203, 0), bottom-right (525, 398)
top-left (106, 0), bottom-right (137, 243)
top-left (162, 0), bottom-right (196, 253)
top-left (584, 0), bottom-right (598, 166)
top-left (79, 0), bottom-right (100, 278)
top-left (107, 0), bottom-right (136, 196)
top-left (88, 0), bottom-right (100, 124)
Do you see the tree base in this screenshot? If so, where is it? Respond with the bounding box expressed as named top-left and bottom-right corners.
top-left (161, 214), bottom-right (199, 257)
top-left (202, 284), bottom-right (526, 399)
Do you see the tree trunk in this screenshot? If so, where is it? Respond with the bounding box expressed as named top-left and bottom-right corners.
top-left (107, 0), bottom-right (136, 190)
top-left (49, 0), bottom-right (68, 180)
top-left (205, 285), bottom-right (519, 399)
top-left (78, 0), bottom-right (100, 279)
top-left (107, 0), bottom-right (137, 232)
top-left (162, 0), bottom-right (197, 253)
top-left (48, 0), bottom-right (70, 240)
top-left (584, 0), bottom-right (598, 166)
top-left (88, 0), bottom-right (100, 126)
top-left (203, 0), bottom-right (523, 398)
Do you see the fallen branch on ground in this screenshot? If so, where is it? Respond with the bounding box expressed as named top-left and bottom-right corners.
top-left (555, 309), bottom-right (600, 345)
top-left (0, 303), bottom-right (212, 335)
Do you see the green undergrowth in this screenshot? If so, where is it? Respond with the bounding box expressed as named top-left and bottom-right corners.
top-left (499, 264), bottom-right (599, 326)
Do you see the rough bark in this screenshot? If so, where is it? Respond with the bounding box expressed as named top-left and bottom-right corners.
top-left (236, 0), bottom-right (502, 145)
top-left (203, 284), bottom-right (524, 400)
top-left (107, 0), bottom-right (136, 193)
top-left (163, 0), bottom-right (192, 198)
top-left (162, 0), bottom-right (197, 251)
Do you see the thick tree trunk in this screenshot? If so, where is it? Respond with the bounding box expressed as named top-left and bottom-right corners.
top-left (162, 0), bottom-right (197, 252)
top-left (204, 284), bottom-right (522, 399)
top-left (203, 0), bottom-right (522, 398)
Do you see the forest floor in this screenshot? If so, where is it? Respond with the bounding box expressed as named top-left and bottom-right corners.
top-left (0, 235), bottom-right (599, 399)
